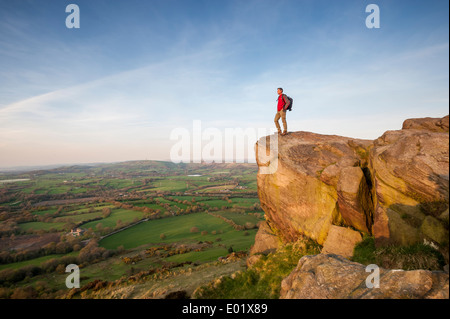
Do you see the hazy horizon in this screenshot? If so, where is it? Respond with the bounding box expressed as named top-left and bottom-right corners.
top-left (0, 157), bottom-right (262, 172)
top-left (1, 0), bottom-right (448, 168)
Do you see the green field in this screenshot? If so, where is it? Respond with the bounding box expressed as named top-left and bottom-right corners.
top-left (215, 211), bottom-right (261, 226)
top-left (59, 204), bottom-right (115, 215)
top-left (32, 208), bottom-right (59, 216)
top-left (201, 199), bottom-right (231, 208)
top-left (18, 221), bottom-right (67, 231)
top-left (153, 197), bottom-right (175, 204)
top-left (150, 179), bottom-right (189, 192)
top-left (125, 201), bottom-right (166, 211)
top-left (100, 212), bottom-right (256, 251)
top-left (230, 197), bottom-right (259, 207)
top-left (0, 252), bottom-right (79, 271)
top-left (164, 243), bottom-right (252, 264)
top-left (82, 208), bottom-right (144, 230)
top-left (53, 211), bottom-right (103, 224)
top-left (167, 195), bottom-right (198, 202)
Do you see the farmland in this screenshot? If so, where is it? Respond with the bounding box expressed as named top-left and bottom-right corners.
top-left (0, 160), bottom-right (262, 298)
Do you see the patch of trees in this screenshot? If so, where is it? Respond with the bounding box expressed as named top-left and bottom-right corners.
top-left (0, 237), bottom-right (81, 265)
top-left (0, 240), bottom-right (120, 288)
top-left (144, 243), bottom-right (209, 259)
top-left (0, 220), bottom-right (20, 238)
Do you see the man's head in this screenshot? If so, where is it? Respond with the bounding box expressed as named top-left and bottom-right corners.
top-left (277, 88), bottom-right (283, 95)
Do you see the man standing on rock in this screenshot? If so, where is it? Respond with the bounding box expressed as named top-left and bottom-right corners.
top-left (275, 88), bottom-right (290, 136)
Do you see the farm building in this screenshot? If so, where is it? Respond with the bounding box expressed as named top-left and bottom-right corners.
top-left (70, 227), bottom-right (85, 237)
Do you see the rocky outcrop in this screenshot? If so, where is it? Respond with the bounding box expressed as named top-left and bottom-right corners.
top-left (254, 115), bottom-right (449, 256)
top-left (370, 116), bottom-right (449, 247)
top-left (255, 132), bottom-right (372, 247)
top-left (248, 221), bottom-right (280, 255)
top-left (280, 254), bottom-right (449, 299)
top-left (402, 115), bottom-right (449, 132)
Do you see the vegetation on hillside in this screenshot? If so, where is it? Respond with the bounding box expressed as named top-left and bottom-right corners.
top-left (352, 236), bottom-right (446, 271)
top-left (193, 237), bottom-right (321, 299)
top-left (0, 161), bottom-right (262, 299)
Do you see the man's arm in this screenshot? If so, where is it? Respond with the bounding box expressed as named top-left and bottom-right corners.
top-left (282, 94), bottom-right (290, 110)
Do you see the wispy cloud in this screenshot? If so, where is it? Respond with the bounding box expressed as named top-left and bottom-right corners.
top-left (0, 0), bottom-right (448, 167)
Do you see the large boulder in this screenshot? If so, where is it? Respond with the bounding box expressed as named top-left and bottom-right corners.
top-left (255, 132), bottom-right (372, 245)
top-left (370, 116), bottom-right (449, 246)
top-left (280, 254), bottom-right (449, 299)
top-left (255, 115), bottom-right (449, 251)
top-left (249, 221), bottom-right (280, 256)
top-left (402, 115), bottom-right (449, 132)
top-left (321, 225), bottom-right (363, 258)
top-left (337, 166), bottom-right (373, 233)
top-left (247, 221), bottom-right (281, 268)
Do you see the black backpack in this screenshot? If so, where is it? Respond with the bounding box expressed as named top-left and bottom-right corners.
top-left (284, 94), bottom-right (293, 111)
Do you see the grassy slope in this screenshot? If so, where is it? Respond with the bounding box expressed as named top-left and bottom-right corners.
top-left (99, 212), bottom-right (256, 251)
top-left (82, 208), bottom-right (144, 230)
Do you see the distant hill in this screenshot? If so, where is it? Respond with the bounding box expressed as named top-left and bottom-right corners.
top-left (0, 160), bottom-right (257, 176)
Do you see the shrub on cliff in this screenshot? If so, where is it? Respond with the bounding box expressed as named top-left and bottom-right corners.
top-left (352, 236), bottom-right (446, 270)
top-left (193, 238), bottom-right (321, 299)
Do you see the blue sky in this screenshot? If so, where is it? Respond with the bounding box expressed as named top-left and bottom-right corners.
top-left (0, 0), bottom-right (448, 167)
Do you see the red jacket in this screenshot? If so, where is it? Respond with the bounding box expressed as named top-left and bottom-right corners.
top-left (277, 94), bottom-right (290, 112)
